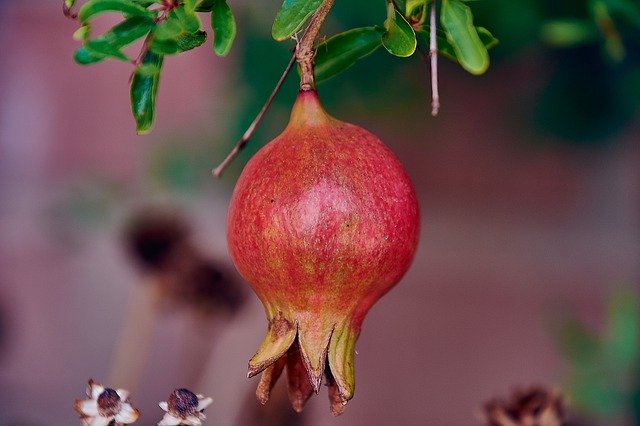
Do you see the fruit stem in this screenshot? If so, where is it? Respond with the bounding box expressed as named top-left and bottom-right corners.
top-left (212, 54), bottom-right (296, 178)
top-left (296, 0), bottom-right (335, 91)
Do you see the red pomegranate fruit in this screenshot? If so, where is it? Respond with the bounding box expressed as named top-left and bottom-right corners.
top-left (227, 89), bottom-right (419, 415)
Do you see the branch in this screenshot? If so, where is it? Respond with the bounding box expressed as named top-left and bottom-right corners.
top-left (429, 0), bottom-right (439, 116)
top-left (213, 1), bottom-right (335, 177)
top-left (296, 0), bottom-right (335, 91)
top-left (212, 54), bottom-right (296, 178)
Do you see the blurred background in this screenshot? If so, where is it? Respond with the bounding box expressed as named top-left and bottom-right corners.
top-left (1, 0), bottom-right (640, 425)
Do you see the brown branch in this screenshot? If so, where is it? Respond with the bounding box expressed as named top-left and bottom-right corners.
top-left (296, 0), bottom-right (335, 91)
top-left (429, 0), bottom-right (439, 116)
top-left (212, 2), bottom-right (335, 176)
top-left (212, 54), bottom-right (296, 178)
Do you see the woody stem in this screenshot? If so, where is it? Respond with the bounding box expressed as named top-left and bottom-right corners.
top-left (296, 0), bottom-right (335, 91)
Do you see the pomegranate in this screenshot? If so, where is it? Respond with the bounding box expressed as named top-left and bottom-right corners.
top-left (227, 89), bottom-right (419, 415)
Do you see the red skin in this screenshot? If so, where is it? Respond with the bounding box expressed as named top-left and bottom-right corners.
top-left (226, 90), bottom-right (419, 413)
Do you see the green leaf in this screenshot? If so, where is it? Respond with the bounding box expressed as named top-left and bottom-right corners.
top-left (84, 40), bottom-right (129, 61)
top-left (78, 0), bottom-right (152, 23)
top-left (405, 0), bottom-right (427, 17)
top-left (440, 0), bottom-right (489, 74)
top-left (151, 7), bottom-right (205, 55)
top-left (416, 27), bottom-right (457, 61)
top-left (176, 30), bottom-right (207, 51)
top-left (314, 26), bottom-right (383, 83)
top-left (73, 24), bottom-right (91, 41)
top-left (65, 0), bottom-right (76, 9)
top-left (272, 0), bottom-right (322, 42)
top-left (196, 0), bottom-right (215, 12)
top-left (83, 16), bottom-right (155, 62)
top-left (541, 20), bottom-right (598, 47)
top-left (131, 50), bottom-right (164, 134)
top-left (211, 0), bottom-right (236, 56)
top-left (131, 0), bottom-right (158, 5)
top-left (174, 6), bottom-right (201, 33)
top-left (74, 45), bottom-right (107, 65)
top-left (135, 62), bottom-right (163, 76)
top-left (183, 0), bottom-right (198, 13)
top-left (382, 4), bottom-right (417, 57)
top-left (417, 25), bottom-right (497, 64)
top-left (476, 27), bottom-right (498, 49)
top-left (150, 31), bottom-right (207, 54)
top-left (154, 8), bottom-right (200, 38)
top-left (154, 13), bottom-right (184, 40)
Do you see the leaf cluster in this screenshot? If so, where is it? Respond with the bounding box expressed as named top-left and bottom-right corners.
top-left (67, 0), bottom-right (496, 133)
top-left (275, 0), bottom-right (497, 83)
top-left (68, 0), bottom-right (236, 133)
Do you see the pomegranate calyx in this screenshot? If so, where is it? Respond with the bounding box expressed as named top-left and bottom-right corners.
top-left (249, 312), bottom-right (360, 415)
top-left (247, 314), bottom-right (296, 378)
top-left (255, 356), bottom-right (286, 404)
top-left (285, 341), bottom-right (315, 412)
top-left (327, 322), bottom-right (359, 402)
top-left (296, 315), bottom-right (336, 392)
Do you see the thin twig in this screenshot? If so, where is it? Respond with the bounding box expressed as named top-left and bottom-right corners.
top-left (296, 0), bottom-right (335, 90)
top-left (212, 1), bottom-right (334, 176)
top-left (212, 54), bottom-right (296, 178)
top-left (429, 0), bottom-right (439, 116)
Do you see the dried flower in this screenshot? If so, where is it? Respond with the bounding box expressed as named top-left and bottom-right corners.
top-left (74, 379), bottom-right (140, 426)
top-left (124, 208), bottom-right (189, 272)
top-left (481, 385), bottom-right (566, 426)
top-left (123, 207), bottom-right (246, 316)
top-left (158, 388), bottom-right (213, 426)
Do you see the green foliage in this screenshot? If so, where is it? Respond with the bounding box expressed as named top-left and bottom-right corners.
top-left (382, 6), bottom-right (417, 57)
top-left (415, 25), bottom-right (496, 64)
top-left (150, 8), bottom-right (206, 55)
top-left (195, 0), bottom-right (215, 12)
top-left (82, 16), bottom-right (155, 63)
top-left (554, 288), bottom-right (640, 422)
top-left (313, 26), bottom-right (384, 83)
top-left (211, 0), bottom-right (236, 56)
top-left (65, 0), bottom-right (640, 144)
top-left (405, 0), bottom-right (426, 18)
top-left (540, 19), bottom-right (598, 47)
top-left (131, 51), bottom-right (163, 134)
top-left (77, 0), bottom-right (153, 22)
top-left (271, 0), bottom-right (323, 41)
top-left (67, 0), bottom-right (496, 133)
top-left (440, 0), bottom-right (489, 74)
top-left (69, 0), bottom-right (240, 133)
